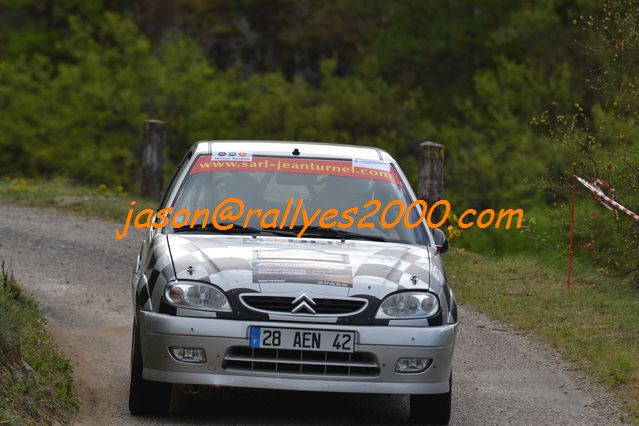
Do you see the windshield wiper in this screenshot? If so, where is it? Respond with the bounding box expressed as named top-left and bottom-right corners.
top-left (174, 223), bottom-right (388, 242)
top-left (173, 223), bottom-right (264, 235)
top-left (286, 225), bottom-right (388, 242)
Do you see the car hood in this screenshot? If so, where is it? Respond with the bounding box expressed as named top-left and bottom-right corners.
top-left (167, 234), bottom-right (441, 299)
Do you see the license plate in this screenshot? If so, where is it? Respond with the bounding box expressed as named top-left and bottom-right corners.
top-left (249, 327), bottom-right (355, 353)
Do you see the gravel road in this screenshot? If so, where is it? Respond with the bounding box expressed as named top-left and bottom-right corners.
top-left (0, 204), bottom-right (627, 425)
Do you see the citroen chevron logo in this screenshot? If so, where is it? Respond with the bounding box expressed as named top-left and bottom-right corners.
top-left (291, 293), bottom-right (316, 314)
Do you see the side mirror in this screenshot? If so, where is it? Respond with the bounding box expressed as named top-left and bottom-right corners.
top-left (432, 228), bottom-right (449, 254)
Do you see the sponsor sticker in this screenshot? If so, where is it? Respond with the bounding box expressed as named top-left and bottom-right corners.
top-left (352, 158), bottom-right (391, 172)
top-left (212, 151), bottom-right (253, 161)
top-left (191, 155), bottom-right (401, 183)
top-left (240, 237), bottom-right (356, 247)
top-left (252, 249), bottom-right (353, 287)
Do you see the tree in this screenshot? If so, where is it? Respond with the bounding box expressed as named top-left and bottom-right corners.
top-left (536, 0), bottom-right (639, 281)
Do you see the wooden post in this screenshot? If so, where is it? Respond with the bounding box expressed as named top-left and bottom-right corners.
top-left (141, 119), bottom-right (165, 201)
top-left (418, 141), bottom-right (445, 224)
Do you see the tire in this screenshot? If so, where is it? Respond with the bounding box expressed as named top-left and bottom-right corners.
top-left (409, 373), bottom-right (452, 425)
top-left (128, 323), bottom-right (172, 415)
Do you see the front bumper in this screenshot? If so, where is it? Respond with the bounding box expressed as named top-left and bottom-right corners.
top-left (139, 311), bottom-right (457, 395)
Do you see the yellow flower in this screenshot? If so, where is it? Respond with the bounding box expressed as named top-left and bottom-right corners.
top-left (10, 178), bottom-right (31, 192)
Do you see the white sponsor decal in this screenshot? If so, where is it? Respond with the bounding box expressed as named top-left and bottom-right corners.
top-left (212, 151), bottom-right (253, 161)
top-left (352, 158), bottom-right (391, 171)
top-left (253, 249), bottom-right (353, 287)
top-left (240, 237), bottom-right (355, 247)
top-left (255, 249), bottom-right (345, 263)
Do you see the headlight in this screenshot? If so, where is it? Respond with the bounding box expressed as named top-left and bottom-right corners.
top-left (164, 282), bottom-right (231, 312)
top-left (375, 291), bottom-right (439, 319)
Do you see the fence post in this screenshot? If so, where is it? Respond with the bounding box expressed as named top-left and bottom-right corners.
top-left (418, 141), bottom-right (445, 224)
top-left (141, 119), bottom-right (165, 202)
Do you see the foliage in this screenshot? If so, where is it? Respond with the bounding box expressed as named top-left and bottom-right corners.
top-left (0, 14), bottom-right (151, 186)
top-left (533, 0), bottom-right (639, 281)
top-left (0, 14), bottom-right (420, 189)
top-left (0, 263), bottom-right (78, 424)
top-left (0, 0), bottom-right (636, 275)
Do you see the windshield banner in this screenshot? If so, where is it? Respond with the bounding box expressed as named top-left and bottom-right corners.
top-left (189, 155), bottom-right (401, 183)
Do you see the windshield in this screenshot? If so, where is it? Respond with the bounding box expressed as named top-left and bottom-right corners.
top-left (169, 155), bottom-right (429, 245)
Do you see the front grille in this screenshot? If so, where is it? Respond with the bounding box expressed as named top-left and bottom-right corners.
top-left (223, 346), bottom-right (380, 377)
top-left (240, 294), bottom-right (368, 316)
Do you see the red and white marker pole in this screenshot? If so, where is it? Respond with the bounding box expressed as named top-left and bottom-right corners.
top-left (567, 171), bottom-right (576, 289)
top-left (575, 176), bottom-right (639, 222)
top-left (568, 174), bottom-right (639, 289)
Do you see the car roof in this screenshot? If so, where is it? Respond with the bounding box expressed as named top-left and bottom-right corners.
top-left (191, 140), bottom-right (396, 162)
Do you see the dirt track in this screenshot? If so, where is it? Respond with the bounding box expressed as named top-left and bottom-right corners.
top-left (0, 204), bottom-right (627, 425)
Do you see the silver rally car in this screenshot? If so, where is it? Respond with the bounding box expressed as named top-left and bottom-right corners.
top-left (129, 141), bottom-right (458, 424)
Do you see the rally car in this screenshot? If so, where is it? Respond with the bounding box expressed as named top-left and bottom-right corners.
top-left (128, 141), bottom-right (458, 424)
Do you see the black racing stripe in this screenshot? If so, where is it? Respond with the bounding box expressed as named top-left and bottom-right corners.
top-left (450, 299), bottom-right (458, 322)
top-left (147, 268), bottom-right (160, 294)
top-left (355, 264), bottom-right (403, 283)
top-left (159, 298), bottom-right (177, 315)
top-left (149, 263), bottom-right (175, 300)
top-left (447, 286), bottom-right (458, 323)
top-left (226, 288), bottom-right (269, 321)
top-left (441, 283), bottom-right (451, 308)
top-left (336, 294), bottom-right (381, 325)
top-left (137, 284), bottom-right (150, 308)
top-left (427, 310), bottom-right (444, 326)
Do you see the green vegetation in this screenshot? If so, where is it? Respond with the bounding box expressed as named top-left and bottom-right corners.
top-left (0, 0), bottom-right (636, 278)
top-left (447, 249), bottom-right (638, 423)
top-left (0, 177), bottom-right (154, 222)
top-left (0, 264), bottom-right (78, 425)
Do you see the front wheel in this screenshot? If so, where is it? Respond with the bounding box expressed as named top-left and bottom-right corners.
top-left (128, 323), bottom-right (172, 415)
top-left (409, 372), bottom-right (452, 425)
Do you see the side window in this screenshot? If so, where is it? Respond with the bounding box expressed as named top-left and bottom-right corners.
top-left (158, 151), bottom-right (193, 209)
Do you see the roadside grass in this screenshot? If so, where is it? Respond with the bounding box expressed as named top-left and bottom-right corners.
top-left (0, 176), bottom-right (154, 222)
top-left (447, 249), bottom-right (638, 424)
top-left (0, 264), bottom-right (78, 425)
